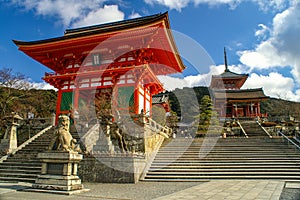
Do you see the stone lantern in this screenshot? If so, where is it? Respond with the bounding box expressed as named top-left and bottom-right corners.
top-left (0, 113), bottom-right (23, 154)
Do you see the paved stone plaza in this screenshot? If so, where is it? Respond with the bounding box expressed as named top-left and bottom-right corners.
top-left (0, 180), bottom-right (299, 200)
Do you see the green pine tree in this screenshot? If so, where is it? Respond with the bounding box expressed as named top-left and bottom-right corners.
top-left (195, 95), bottom-right (219, 135)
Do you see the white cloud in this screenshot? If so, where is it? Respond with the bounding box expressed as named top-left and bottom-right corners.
top-left (158, 75), bottom-right (189, 90)
top-left (239, 40), bottom-right (285, 70)
top-left (158, 64), bottom-right (237, 90)
top-left (242, 72), bottom-right (300, 101)
top-left (255, 24), bottom-right (270, 39)
top-left (10, 0), bottom-right (124, 27)
top-left (128, 12), bottom-right (142, 19)
top-left (72, 5), bottom-right (125, 27)
top-left (144, 0), bottom-right (291, 11)
top-left (239, 2), bottom-right (300, 85)
top-left (32, 82), bottom-right (57, 90)
top-left (252, 0), bottom-right (290, 11)
top-left (144, 0), bottom-right (190, 11)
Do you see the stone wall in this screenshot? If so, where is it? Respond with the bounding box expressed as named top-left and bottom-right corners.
top-left (144, 124), bottom-right (165, 154)
top-left (264, 126), bottom-right (300, 137)
top-left (78, 155), bottom-right (146, 183)
top-left (77, 119), bottom-right (165, 183)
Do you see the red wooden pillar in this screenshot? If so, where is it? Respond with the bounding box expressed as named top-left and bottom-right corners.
top-left (111, 79), bottom-right (118, 117)
top-left (73, 84), bottom-right (79, 124)
top-left (254, 103), bottom-right (258, 116)
top-left (257, 102), bottom-right (261, 116)
top-left (231, 104), bottom-right (235, 118)
top-left (246, 104), bottom-right (250, 117)
top-left (149, 87), bottom-right (153, 117)
top-left (220, 103), bottom-right (225, 118)
top-left (143, 86), bottom-right (147, 114)
top-left (55, 89), bottom-right (62, 125)
top-left (134, 86), bottom-right (139, 114)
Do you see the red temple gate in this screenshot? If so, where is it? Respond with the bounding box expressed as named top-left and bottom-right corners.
top-left (14, 12), bottom-right (185, 124)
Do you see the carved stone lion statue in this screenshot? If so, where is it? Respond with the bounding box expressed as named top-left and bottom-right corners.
top-left (49, 115), bottom-right (80, 152)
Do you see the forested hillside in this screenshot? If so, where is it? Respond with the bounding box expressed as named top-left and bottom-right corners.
top-left (261, 98), bottom-right (300, 119)
top-left (0, 87), bottom-right (57, 136)
top-left (0, 68), bottom-right (57, 138)
top-left (168, 86), bottom-right (209, 123)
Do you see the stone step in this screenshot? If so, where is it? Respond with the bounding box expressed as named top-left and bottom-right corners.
top-left (143, 175), bottom-right (300, 181)
top-left (27, 140), bottom-right (52, 143)
top-left (0, 176), bottom-right (36, 183)
top-left (159, 143), bottom-right (292, 147)
top-left (156, 152), bottom-right (300, 155)
top-left (157, 148), bottom-right (294, 152)
top-left (159, 145), bottom-right (297, 148)
top-left (156, 152), bottom-right (299, 156)
top-left (144, 135), bottom-right (300, 181)
top-left (151, 161), bottom-right (300, 165)
top-left (0, 169), bottom-right (41, 174)
top-left (1, 158), bottom-right (40, 162)
top-left (147, 168), bottom-right (300, 172)
top-left (151, 163), bottom-right (300, 167)
top-left (152, 161), bottom-right (300, 165)
top-left (17, 149), bottom-right (49, 152)
top-left (163, 139), bottom-right (283, 142)
top-left (14, 153), bottom-right (44, 157)
top-left (0, 165), bottom-right (41, 170)
top-left (0, 172), bottom-right (39, 179)
top-left (0, 162), bottom-right (41, 167)
top-left (149, 165), bottom-right (300, 169)
top-left (0, 127), bottom-right (56, 183)
top-left (11, 154), bottom-right (40, 157)
top-left (162, 141), bottom-right (290, 144)
top-left (153, 157), bottom-right (300, 161)
top-left (14, 150), bottom-right (48, 154)
top-left (157, 150), bottom-right (298, 153)
top-left (180, 145), bottom-right (286, 147)
top-left (160, 148), bottom-right (293, 151)
top-left (145, 171), bottom-right (300, 176)
top-left (154, 155), bottom-right (300, 159)
top-left (22, 144), bottom-right (51, 147)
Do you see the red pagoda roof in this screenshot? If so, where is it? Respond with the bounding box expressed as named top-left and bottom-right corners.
top-left (210, 69), bottom-right (249, 89)
top-left (210, 48), bottom-right (249, 89)
top-left (13, 12), bottom-right (185, 76)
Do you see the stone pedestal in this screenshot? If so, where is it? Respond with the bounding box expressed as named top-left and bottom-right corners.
top-left (30, 151), bottom-right (88, 195)
top-left (93, 127), bottom-right (114, 154)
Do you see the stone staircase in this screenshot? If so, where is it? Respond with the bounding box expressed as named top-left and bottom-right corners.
top-left (0, 124), bottom-right (96, 183)
top-left (0, 127), bottom-right (55, 183)
top-left (240, 121), bottom-right (268, 137)
top-left (143, 137), bottom-right (300, 181)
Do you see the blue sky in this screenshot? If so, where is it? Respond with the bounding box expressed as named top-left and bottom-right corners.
top-left (0, 0), bottom-right (300, 101)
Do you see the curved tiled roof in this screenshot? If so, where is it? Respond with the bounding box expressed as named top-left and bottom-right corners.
top-left (211, 88), bottom-right (268, 100)
top-left (212, 70), bottom-right (248, 79)
top-left (64, 13), bottom-right (165, 35)
top-left (13, 12), bottom-right (168, 46)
